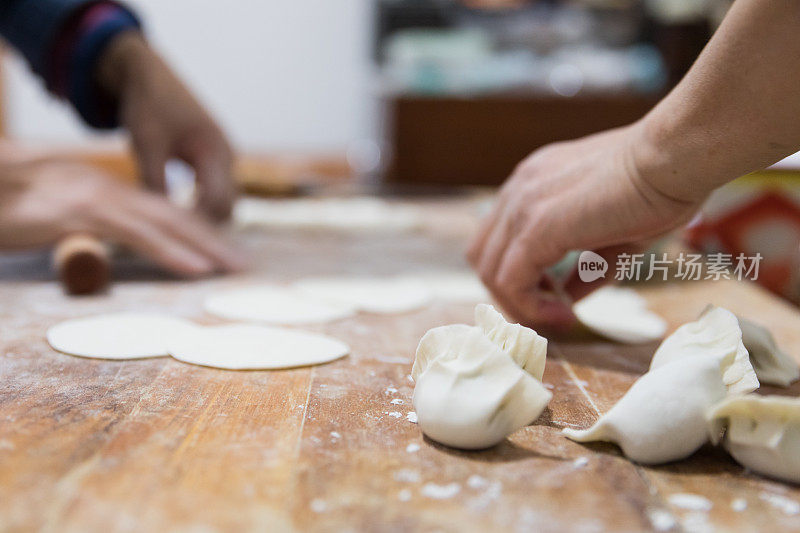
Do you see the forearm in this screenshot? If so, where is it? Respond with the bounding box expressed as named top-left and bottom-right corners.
top-left (634, 0), bottom-right (800, 202)
top-left (95, 29), bottom-right (147, 97)
top-left (0, 0), bottom-right (141, 128)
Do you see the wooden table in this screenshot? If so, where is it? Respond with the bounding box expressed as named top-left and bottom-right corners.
top-left (2, 194), bottom-right (800, 532)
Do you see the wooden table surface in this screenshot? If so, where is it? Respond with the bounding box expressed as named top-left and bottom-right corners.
top-left (2, 194), bottom-right (800, 532)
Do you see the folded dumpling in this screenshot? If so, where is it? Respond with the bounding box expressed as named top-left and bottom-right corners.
top-left (707, 394), bottom-right (800, 484)
top-left (475, 303), bottom-right (548, 380)
top-left (411, 323), bottom-right (474, 381)
top-left (564, 356), bottom-right (728, 464)
top-left (738, 318), bottom-right (799, 387)
top-left (564, 306), bottom-right (759, 464)
top-left (650, 306), bottom-right (759, 394)
top-left (412, 305), bottom-right (551, 450)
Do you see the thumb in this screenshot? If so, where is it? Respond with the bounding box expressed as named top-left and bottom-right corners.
top-left (186, 147), bottom-right (235, 222)
top-left (134, 143), bottom-right (168, 194)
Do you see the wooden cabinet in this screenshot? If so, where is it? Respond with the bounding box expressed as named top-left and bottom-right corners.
top-left (385, 93), bottom-right (659, 187)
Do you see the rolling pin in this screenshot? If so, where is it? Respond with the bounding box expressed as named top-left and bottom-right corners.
top-left (53, 234), bottom-right (111, 295)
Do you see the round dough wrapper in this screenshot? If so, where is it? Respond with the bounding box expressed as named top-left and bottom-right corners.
top-left (410, 272), bottom-right (491, 303)
top-left (573, 286), bottom-right (667, 344)
top-left (293, 277), bottom-right (431, 314)
top-left (47, 312), bottom-right (194, 359)
top-left (234, 197), bottom-right (421, 233)
top-left (204, 286), bottom-right (356, 325)
top-left (167, 324), bottom-right (350, 370)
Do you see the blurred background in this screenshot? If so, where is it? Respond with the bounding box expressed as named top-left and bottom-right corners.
top-left (4, 0), bottom-right (800, 301)
top-left (1, 0), bottom-right (733, 186)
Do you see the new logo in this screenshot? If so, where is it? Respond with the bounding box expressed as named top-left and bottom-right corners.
top-left (578, 251), bottom-right (608, 282)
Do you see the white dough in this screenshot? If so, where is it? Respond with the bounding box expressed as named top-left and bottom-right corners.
top-left (564, 306), bottom-right (759, 464)
top-left (412, 305), bottom-right (551, 450)
top-left (564, 356), bottom-right (728, 464)
top-left (707, 394), bottom-right (800, 484)
top-left (411, 324), bottom-right (474, 382)
top-left (407, 272), bottom-right (491, 303)
top-left (475, 303), bottom-right (547, 380)
top-left (234, 197), bottom-right (421, 233)
top-left (738, 318), bottom-right (800, 387)
top-left (651, 306), bottom-right (759, 395)
top-left (204, 286), bottom-right (355, 325)
top-left (573, 286), bottom-right (667, 344)
top-left (47, 312), bottom-right (193, 360)
top-left (167, 324), bottom-right (350, 370)
top-left (293, 277), bottom-right (431, 314)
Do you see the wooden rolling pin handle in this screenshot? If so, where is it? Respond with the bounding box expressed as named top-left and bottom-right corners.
top-left (53, 234), bottom-right (111, 295)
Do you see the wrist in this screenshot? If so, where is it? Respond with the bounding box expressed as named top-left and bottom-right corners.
top-left (96, 30), bottom-right (151, 98)
top-left (627, 114), bottom-right (717, 205)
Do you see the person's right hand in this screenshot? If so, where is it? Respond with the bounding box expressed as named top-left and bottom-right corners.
top-left (0, 157), bottom-right (246, 277)
top-left (467, 123), bottom-right (705, 329)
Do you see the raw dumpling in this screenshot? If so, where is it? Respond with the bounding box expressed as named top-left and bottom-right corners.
top-left (167, 324), bottom-right (349, 370)
top-left (411, 324), bottom-right (474, 381)
top-left (475, 303), bottom-right (547, 380)
top-left (650, 306), bottom-right (759, 395)
top-left (707, 394), bottom-right (800, 483)
top-left (572, 286), bottom-right (667, 344)
top-left (564, 356), bottom-right (728, 464)
top-left (47, 312), bottom-right (194, 360)
top-left (564, 306), bottom-right (759, 464)
top-left (738, 318), bottom-right (799, 387)
top-left (412, 305), bottom-right (551, 449)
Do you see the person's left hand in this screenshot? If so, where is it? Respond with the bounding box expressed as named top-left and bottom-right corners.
top-left (98, 32), bottom-right (235, 221)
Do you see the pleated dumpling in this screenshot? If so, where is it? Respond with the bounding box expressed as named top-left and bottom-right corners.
top-left (650, 306), bottom-right (759, 394)
top-left (738, 318), bottom-right (799, 387)
top-left (411, 323), bottom-right (473, 381)
top-left (564, 306), bottom-right (759, 464)
top-left (412, 305), bottom-right (551, 450)
top-left (707, 394), bottom-right (800, 484)
top-left (564, 356), bottom-right (728, 464)
top-left (475, 303), bottom-right (547, 380)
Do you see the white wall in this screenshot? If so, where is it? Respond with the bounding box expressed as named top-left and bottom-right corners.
top-left (2, 0), bottom-right (376, 153)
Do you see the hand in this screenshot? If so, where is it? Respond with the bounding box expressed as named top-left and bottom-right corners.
top-left (0, 157), bottom-right (246, 277)
top-left (467, 123), bottom-right (702, 329)
top-left (98, 32), bottom-right (235, 221)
